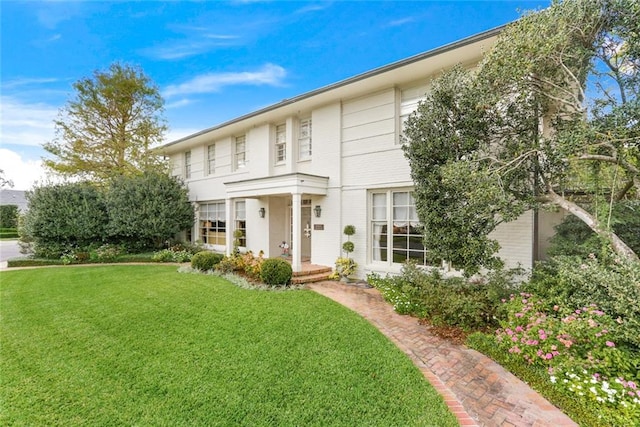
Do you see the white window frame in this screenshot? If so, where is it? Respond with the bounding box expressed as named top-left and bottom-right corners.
top-left (199, 201), bottom-right (226, 247)
top-left (235, 200), bottom-right (247, 248)
top-left (398, 85), bottom-right (427, 144)
top-left (298, 117), bottom-right (312, 160)
top-left (370, 189), bottom-right (439, 267)
top-left (184, 151), bottom-right (192, 179)
top-left (235, 135), bottom-right (246, 170)
top-left (207, 144), bottom-right (215, 175)
top-left (275, 123), bottom-right (286, 164)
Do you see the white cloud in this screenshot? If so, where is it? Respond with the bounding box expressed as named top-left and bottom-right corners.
top-left (385, 17), bottom-right (415, 27)
top-left (0, 96), bottom-right (58, 147)
top-left (163, 64), bottom-right (287, 97)
top-left (142, 33), bottom-right (241, 60)
top-left (165, 99), bottom-right (194, 109)
top-left (0, 149), bottom-right (49, 191)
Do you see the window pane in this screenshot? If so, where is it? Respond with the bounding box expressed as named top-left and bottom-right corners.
top-left (393, 191), bottom-right (409, 206)
top-left (372, 193), bottom-right (386, 220)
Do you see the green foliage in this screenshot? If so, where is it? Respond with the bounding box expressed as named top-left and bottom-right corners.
top-left (466, 333), bottom-right (621, 427)
top-left (191, 251), bottom-right (224, 271)
top-left (22, 182), bottom-right (108, 258)
top-left (330, 257), bottom-right (358, 280)
top-left (0, 228), bottom-right (18, 239)
top-left (491, 293), bottom-right (640, 423)
top-left (343, 225), bottom-right (356, 236)
top-left (369, 262), bottom-right (520, 330)
top-left (259, 258), bottom-right (293, 286)
top-left (151, 248), bottom-right (192, 263)
top-left (89, 243), bottom-right (123, 262)
top-left (342, 241), bottom-right (354, 254)
top-left (548, 201), bottom-right (640, 258)
top-left (0, 169), bottom-right (14, 189)
top-left (526, 255), bottom-right (640, 349)
top-left (0, 205), bottom-right (18, 228)
top-left (43, 62), bottom-right (168, 182)
top-left (403, 67), bottom-right (524, 276)
top-left (403, 0), bottom-right (640, 267)
top-left (105, 171), bottom-right (194, 249)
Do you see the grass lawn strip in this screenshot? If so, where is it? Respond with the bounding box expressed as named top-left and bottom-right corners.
top-left (1, 265), bottom-right (457, 426)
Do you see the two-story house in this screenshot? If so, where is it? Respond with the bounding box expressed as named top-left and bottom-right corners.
top-left (160, 26), bottom-right (562, 277)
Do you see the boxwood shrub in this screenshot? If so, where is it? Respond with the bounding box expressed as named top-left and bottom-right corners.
top-left (191, 251), bottom-right (224, 271)
top-left (259, 258), bottom-right (292, 286)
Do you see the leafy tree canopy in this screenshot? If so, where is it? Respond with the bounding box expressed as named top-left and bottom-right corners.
top-left (44, 62), bottom-right (168, 182)
top-left (404, 0), bottom-right (640, 274)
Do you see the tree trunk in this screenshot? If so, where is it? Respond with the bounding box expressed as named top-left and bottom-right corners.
top-left (541, 189), bottom-right (639, 262)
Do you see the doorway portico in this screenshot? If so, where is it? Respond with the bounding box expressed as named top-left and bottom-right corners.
top-left (224, 173), bottom-right (329, 272)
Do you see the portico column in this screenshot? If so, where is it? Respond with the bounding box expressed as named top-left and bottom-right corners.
top-left (225, 197), bottom-right (233, 256)
top-left (291, 192), bottom-right (302, 272)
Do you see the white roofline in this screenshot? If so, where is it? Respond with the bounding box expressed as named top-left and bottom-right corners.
top-left (161, 24), bottom-right (505, 150)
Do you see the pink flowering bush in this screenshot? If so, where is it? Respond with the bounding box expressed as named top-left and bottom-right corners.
top-left (495, 293), bottom-right (640, 421)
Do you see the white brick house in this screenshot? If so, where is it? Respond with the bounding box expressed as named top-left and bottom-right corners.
top-left (160, 27), bottom-right (560, 277)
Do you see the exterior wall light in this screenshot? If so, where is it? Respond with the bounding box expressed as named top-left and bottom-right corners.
top-left (314, 205), bottom-right (322, 218)
top-left (259, 207), bottom-right (266, 218)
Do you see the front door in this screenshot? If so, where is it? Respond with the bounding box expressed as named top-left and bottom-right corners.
top-left (290, 199), bottom-right (312, 261)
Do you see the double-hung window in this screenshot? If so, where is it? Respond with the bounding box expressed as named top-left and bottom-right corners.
top-left (184, 151), bottom-right (192, 179)
top-left (371, 190), bottom-right (439, 266)
top-left (200, 202), bottom-right (226, 246)
top-left (399, 85), bottom-right (427, 143)
top-left (298, 118), bottom-right (312, 160)
top-left (207, 144), bottom-right (215, 175)
top-left (275, 124), bottom-right (286, 163)
top-left (235, 135), bottom-right (246, 170)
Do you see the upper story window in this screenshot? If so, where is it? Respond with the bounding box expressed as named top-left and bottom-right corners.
top-left (298, 118), bottom-right (312, 160)
top-left (207, 144), bottom-right (215, 175)
top-left (184, 151), bottom-right (192, 179)
top-left (235, 135), bottom-right (246, 170)
top-left (275, 123), bottom-right (286, 163)
top-left (399, 85), bottom-right (427, 144)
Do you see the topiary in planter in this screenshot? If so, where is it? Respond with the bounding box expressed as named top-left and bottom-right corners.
top-left (260, 258), bottom-right (293, 286)
top-left (191, 251), bottom-right (224, 271)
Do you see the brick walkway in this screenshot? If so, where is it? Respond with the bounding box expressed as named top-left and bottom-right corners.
top-left (307, 281), bottom-right (578, 427)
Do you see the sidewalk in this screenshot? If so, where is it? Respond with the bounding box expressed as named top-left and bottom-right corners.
top-left (307, 281), bottom-right (578, 427)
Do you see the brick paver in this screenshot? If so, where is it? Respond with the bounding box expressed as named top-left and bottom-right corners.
top-left (308, 281), bottom-right (578, 427)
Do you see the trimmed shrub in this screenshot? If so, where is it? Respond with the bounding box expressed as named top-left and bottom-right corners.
top-left (259, 258), bottom-right (293, 286)
top-left (191, 251), bottom-right (224, 271)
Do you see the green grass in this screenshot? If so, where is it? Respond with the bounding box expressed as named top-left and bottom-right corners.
top-left (0, 266), bottom-right (457, 426)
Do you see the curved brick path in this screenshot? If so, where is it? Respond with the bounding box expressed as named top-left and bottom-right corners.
top-left (308, 281), bottom-right (578, 427)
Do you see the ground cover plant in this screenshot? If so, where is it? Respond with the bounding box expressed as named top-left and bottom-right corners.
top-left (369, 256), bottom-right (640, 426)
top-left (0, 266), bottom-right (458, 426)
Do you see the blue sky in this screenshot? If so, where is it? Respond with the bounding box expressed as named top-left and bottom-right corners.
top-left (1, 0), bottom-right (548, 190)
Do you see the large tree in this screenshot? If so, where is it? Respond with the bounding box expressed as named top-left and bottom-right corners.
top-left (404, 0), bottom-right (639, 274)
top-left (44, 63), bottom-right (168, 182)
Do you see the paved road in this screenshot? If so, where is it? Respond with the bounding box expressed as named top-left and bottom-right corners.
top-left (0, 240), bottom-right (22, 263)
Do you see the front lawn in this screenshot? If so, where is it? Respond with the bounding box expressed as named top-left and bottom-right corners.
top-left (0, 266), bottom-right (457, 426)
